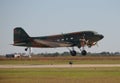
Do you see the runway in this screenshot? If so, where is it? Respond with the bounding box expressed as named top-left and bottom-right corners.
top-left (0, 64), bottom-right (120, 68)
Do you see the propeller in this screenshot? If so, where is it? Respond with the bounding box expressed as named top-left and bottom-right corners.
top-left (80, 34), bottom-right (100, 48)
top-left (92, 42), bottom-right (99, 47)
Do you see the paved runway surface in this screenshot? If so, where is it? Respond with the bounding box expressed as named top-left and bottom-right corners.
top-left (0, 64), bottom-right (120, 68)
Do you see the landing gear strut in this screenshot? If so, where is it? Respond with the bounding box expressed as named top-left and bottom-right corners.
top-left (25, 47), bottom-right (31, 58)
top-left (68, 47), bottom-right (77, 56)
top-left (68, 46), bottom-right (87, 56)
top-left (70, 50), bottom-right (77, 56)
top-left (79, 47), bottom-right (87, 56)
top-left (79, 34), bottom-right (87, 56)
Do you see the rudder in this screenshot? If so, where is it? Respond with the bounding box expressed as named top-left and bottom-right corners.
top-left (14, 27), bottom-right (30, 43)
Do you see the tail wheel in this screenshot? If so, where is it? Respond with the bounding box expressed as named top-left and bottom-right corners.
top-left (25, 47), bottom-right (31, 58)
top-left (81, 50), bottom-right (87, 56)
top-left (25, 48), bottom-right (28, 51)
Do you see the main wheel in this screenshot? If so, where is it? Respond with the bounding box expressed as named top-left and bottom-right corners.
top-left (70, 50), bottom-right (77, 56)
top-left (81, 50), bottom-right (87, 56)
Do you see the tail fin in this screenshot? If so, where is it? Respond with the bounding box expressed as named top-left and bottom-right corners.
top-left (14, 27), bottom-right (30, 44)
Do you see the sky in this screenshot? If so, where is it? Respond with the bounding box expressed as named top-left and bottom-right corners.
top-left (0, 0), bottom-right (120, 55)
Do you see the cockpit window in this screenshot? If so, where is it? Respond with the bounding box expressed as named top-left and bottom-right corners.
top-left (84, 31), bottom-right (94, 36)
top-left (93, 31), bottom-right (98, 35)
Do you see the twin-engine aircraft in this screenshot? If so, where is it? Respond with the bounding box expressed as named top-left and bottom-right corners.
top-left (13, 27), bottom-right (104, 57)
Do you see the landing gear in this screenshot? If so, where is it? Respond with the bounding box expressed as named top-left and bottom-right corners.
top-left (79, 34), bottom-right (87, 56)
top-left (81, 50), bottom-right (87, 56)
top-left (25, 48), bottom-right (28, 51)
top-left (25, 47), bottom-right (31, 58)
top-left (69, 49), bottom-right (87, 56)
top-left (70, 50), bottom-right (77, 56)
top-left (68, 46), bottom-right (87, 56)
top-left (79, 47), bottom-right (87, 56)
top-left (68, 47), bottom-right (77, 56)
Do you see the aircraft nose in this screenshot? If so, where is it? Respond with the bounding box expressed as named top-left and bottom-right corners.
top-left (99, 35), bottom-right (104, 39)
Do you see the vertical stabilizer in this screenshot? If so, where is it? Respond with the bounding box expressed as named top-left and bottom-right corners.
top-left (14, 27), bottom-right (30, 44)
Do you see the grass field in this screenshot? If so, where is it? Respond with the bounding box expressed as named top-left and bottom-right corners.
top-left (0, 56), bottom-right (120, 83)
top-left (0, 67), bottom-right (120, 83)
top-left (1, 56), bottom-right (120, 65)
top-left (1, 60), bottom-right (120, 65)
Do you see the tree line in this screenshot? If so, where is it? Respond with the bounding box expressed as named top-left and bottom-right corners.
top-left (34, 51), bottom-right (120, 57)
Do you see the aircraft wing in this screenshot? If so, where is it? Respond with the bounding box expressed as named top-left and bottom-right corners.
top-left (34, 39), bottom-right (72, 47)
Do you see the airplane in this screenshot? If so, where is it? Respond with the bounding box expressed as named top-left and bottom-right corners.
top-left (13, 27), bottom-right (104, 57)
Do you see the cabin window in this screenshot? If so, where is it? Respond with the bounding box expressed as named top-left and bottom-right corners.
top-left (57, 39), bottom-right (60, 42)
top-left (66, 38), bottom-right (68, 40)
top-left (61, 39), bottom-right (64, 41)
top-left (70, 37), bottom-right (73, 40)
